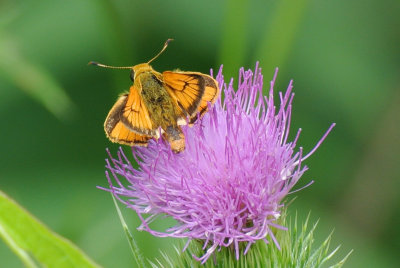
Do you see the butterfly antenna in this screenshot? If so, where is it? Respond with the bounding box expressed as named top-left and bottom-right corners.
top-left (147, 38), bottom-right (173, 64)
top-left (88, 61), bottom-right (133, 69)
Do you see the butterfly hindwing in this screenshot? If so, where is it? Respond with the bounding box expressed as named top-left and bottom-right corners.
top-left (109, 121), bottom-right (152, 146)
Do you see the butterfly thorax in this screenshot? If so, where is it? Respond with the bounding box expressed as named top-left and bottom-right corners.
top-left (136, 72), bottom-right (178, 129)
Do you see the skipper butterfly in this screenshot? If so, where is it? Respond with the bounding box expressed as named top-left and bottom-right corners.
top-left (90, 39), bottom-right (219, 153)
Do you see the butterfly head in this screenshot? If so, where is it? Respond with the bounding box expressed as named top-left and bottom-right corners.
top-left (131, 63), bottom-right (154, 81)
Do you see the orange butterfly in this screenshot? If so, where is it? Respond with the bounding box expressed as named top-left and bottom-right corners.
top-left (90, 39), bottom-right (219, 153)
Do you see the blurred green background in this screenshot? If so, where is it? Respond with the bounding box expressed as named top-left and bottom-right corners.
top-left (0, 0), bottom-right (399, 267)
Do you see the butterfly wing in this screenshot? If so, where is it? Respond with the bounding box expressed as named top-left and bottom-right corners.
top-left (107, 120), bottom-right (152, 146)
top-left (187, 73), bottom-right (219, 124)
top-left (104, 92), bottom-right (155, 146)
top-left (163, 71), bottom-right (219, 124)
top-left (120, 85), bottom-right (157, 136)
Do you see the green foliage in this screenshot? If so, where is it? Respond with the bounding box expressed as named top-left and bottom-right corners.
top-left (218, 0), bottom-right (250, 79)
top-left (254, 0), bottom-right (310, 75)
top-left (111, 194), bottom-right (147, 268)
top-left (0, 33), bottom-right (76, 122)
top-left (152, 212), bottom-right (351, 268)
top-left (0, 191), bottom-right (100, 268)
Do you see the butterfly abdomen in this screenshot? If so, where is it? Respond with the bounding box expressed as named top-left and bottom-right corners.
top-left (163, 126), bottom-right (185, 153)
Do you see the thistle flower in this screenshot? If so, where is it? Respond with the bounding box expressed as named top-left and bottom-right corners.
top-left (104, 63), bottom-right (335, 263)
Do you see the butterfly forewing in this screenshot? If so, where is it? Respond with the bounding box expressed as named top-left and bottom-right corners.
top-left (104, 94), bottom-right (153, 146)
top-left (163, 71), bottom-right (219, 125)
top-left (163, 71), bottom-right (205, 117)
top-left (120, 85), bottom-right (157, 136)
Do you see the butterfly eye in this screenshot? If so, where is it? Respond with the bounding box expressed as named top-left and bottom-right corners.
top-left (130, 70), bottom-right (135, 82)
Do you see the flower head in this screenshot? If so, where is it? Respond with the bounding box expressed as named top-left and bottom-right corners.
top-left (104, 63), bottom-right (334, 263)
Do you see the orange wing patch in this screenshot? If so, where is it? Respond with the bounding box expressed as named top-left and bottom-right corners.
top-left (121, 85), bottom-right (157, 136)
top-left (163, 71), bottom-right (219, 125)
top-left (104, 94), bottom-right (154, 146)
top-left (109, 121), bottom-right (152, 146)
top-left (163, 71), bottom-right (205, 117)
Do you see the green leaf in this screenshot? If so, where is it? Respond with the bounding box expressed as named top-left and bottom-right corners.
top-left (0, 190), bottom-right (101, 268)
top-left (111, 193), bottom-right (147, 268)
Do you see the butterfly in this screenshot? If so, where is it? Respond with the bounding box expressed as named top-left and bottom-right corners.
top-left (90, 39), bottom-right (219, 153)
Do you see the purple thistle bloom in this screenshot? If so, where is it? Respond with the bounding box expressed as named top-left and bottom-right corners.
top-left (104, 63), bottom-right (335, 263)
